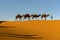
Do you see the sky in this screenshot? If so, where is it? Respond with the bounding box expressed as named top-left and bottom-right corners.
top-left (0, 0), bottom-right (60, 21)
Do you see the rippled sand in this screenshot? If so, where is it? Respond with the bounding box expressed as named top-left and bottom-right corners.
top-left (0, 20), bottom-right (60, 40)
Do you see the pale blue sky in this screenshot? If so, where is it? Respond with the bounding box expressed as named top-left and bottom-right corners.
top-left (0, 0), bottom-right (60, 21)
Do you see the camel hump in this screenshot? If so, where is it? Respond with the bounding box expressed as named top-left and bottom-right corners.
top-left (17, 14), bottom-right (21, 16)
top-left (25, 14), bottom-right (30, 16)
top-left (42, 14), bottom-right (46, 15)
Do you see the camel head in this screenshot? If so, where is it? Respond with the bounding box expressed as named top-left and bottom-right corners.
top-left (39, 14), bottom-right (41, 16)
top-left (46, 14), bottom-right (49, 17)
top-left (23, 14), bottom-right (30, 16)
top-left (31, 14), bottom-right (33, 16)
top-left (23, 15), bottom-right (24, 16)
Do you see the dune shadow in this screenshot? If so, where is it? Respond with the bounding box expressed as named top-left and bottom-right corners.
top-left (0, 26), bottom-right (16, 28)
top-left (0, 21), bottom-right (6, 24)
top-left (0, 32), bottom-right (43, 39)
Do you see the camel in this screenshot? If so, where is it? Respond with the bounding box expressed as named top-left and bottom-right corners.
top-left (15, 14), bottom-right (23, 21)
top-left (41, 14), bottom-right (49, 20)
top-left (23, 14), bottom-right (31, 20)
top-left (31, 14), bottom-right (41, 19)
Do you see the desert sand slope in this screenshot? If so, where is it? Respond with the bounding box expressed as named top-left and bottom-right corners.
top-left (0, 20), bottom-right (60, 40)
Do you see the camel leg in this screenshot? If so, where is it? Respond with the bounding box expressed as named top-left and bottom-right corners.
top-left (16, 18), bottom-right (19, 21)
top-left (17, 18), bottom-right (19, 21)
top-left (19, 18), bottom-right (20, 21)
top-left (28, 17), bottom-right (30, 21)
top-left (19, 18), bottom-right (22, 21)
top-left (42, 18), bottom-right (43, 20)
top-left (36, 17), bottom-right (38, 20)
top-left (32, 17), bottom-right (34, 19)
top-left (21, 18), bottom-right (22, 21)
top-left (15, 18), bottom-right (17, 21)
top-left (45, 17), bottom-right (46, 20)
top-left (24, 17), bottom-right (26, 21)
top-left (41, 17), bottom-right (43, 20)
top-left (35, 17), bottom-right (37, 20)
top-left (15, 16), bottom-right (17, 21)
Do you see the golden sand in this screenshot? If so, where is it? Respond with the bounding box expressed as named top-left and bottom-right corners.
top-left (0, 20), bottom-right (60, 40)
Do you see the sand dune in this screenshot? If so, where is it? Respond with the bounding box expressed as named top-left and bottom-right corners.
top-left (0, 20), bottom-right (60, 40)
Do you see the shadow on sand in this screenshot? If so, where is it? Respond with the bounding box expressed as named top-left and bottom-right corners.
top-left (0, 26), bottom-right (16, 28)
top-left (0, 32), bottom-right (43, 39)
top-left (0, 21), bottom-right (6, 24)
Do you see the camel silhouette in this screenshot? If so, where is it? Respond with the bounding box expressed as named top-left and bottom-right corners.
top-left (31, 14), bottom-right (41, 19)
top-left (41, 14), bottom-right (49, 20)
top-left (15, 14), bottom-right (23, 21)
top-left (23, 14), bottom-right (31, 20)
top-left (15, 14), bottom-right (52, 21)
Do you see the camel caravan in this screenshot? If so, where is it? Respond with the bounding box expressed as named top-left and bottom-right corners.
top-left (15, 13), bottom-right (53, 21)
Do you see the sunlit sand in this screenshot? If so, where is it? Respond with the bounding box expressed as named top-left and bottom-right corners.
top-left (0, 20), bottom-right (60, 40)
